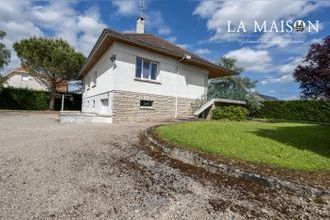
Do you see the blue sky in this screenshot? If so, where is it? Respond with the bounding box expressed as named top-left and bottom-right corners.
top-left (1, 0), bottom-right (329, 99)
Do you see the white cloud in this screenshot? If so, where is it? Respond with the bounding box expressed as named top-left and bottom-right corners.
top-left (145, 11), bottom-right (172, 36)
top-left (0, 1), bottom-right (107, 74)
top-left (224, 47), bottom-right (272, 73)
top-left (258, 33), bottom-right (292, 48)
top-left (30, 2), bottom-right (107, 55)
top-left (177, 44), bottom-right (189, 49)
top-left (193, 1), bottom-right (329, 42)
top-left (282, 95), bottom-right (299, 100)
top-left (278, 57), bottom-right (303, 75)
top-left (112, 0), bottom-right (172, 37)
top-left (260, 75), bottom-right (295, 85)
top-left (194, 48), bottom-right (210, 56)
top-left (112, 0), bottom-right (139, 16)
top-left (166, 36), bottom-right (177, 43)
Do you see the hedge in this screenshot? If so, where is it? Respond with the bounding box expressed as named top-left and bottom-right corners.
top-left (0, 87), bottom-right (82, 111)
top-left (212, 106), bottom-right (249, 121)
top-left (0, 87), bottom-right (50, 110)
top-left (255, 100), bottom-right (330, 123)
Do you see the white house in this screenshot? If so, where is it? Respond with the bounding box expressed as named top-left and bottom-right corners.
top-left (3, 67), bottom-right (48, 91)
top-left (79, 17), bottom-right (234, 123)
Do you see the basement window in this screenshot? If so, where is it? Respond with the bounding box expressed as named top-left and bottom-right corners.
top-left (140, 100), bottom-right (153, 109)
top-left (135, 57), bottom-right (158, 80)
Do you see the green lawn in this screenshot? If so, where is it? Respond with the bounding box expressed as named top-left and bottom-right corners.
top-left (155, 121), bottom-right (330, 171)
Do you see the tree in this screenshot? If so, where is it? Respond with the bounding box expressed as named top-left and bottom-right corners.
top-left (13, 37), bottom-right (85, 110)
top-left (0, 31), bottom-right (11, 70)
top-left (0, 76), bottom-right (4, 93)
top-left (209, 56), bottom-right (255, 100)
top-left (294, 36), bottom-right (330, 99)
top-left (217, 56), bottom-right (244, 73)
top-left (208, 56), bottom-right (262, 114)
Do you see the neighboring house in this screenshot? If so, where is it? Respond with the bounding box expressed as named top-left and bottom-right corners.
top-left (3, 67), bottom-right (47, 91)
top-left (56, 80), bottom-right (68, 94)
top-left (3, 67), bottom-right (68, 93)
top-left (79, 16), bottom-right (234, 123)
top-left (257, 94), bottom-right (278, 101)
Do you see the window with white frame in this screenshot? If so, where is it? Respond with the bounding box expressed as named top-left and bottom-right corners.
top-left (135, 57), bottom-right (158, 80)
top-left (21, 74), bottom-right (30, 81)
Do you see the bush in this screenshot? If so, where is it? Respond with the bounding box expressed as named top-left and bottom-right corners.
top-left (0, 87), bottom-right (82, 111)
top-left (255, 100), bottom-right (330, 123)
top-left (212, 106), bottom-right (249, 121)
top-left (0, 87), bottom-right (49, 110)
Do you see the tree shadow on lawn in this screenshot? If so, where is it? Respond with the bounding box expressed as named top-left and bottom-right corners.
top-left (252, 124), bottom-right (330, 158)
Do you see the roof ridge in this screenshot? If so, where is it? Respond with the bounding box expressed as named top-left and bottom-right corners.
top-left (124, 32), bottom-right (202, 58)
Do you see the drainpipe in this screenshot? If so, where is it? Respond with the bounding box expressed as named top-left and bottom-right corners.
top-left (175, 54), bottom-right (191, 118)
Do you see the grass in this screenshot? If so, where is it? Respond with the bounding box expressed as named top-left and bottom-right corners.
top-left (155, 121), bottom-right (330, 171)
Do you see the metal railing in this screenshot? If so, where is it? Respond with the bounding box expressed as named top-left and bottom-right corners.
top-left (191, 93), bottom-right (209, 113)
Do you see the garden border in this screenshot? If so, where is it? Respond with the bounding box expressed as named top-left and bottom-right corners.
top-left (144, 126), bottom-right (330, 197)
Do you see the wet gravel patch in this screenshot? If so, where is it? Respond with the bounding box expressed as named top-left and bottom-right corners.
top-left (0, 112), bottom-right (328, 219)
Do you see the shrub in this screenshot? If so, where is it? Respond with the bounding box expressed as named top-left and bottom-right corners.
top-left (0, 87), bottom-right (49, 110)
top-left (212, 106), bottom-right (249, 121)
top-left (255, 100), bottom-right (330, 123)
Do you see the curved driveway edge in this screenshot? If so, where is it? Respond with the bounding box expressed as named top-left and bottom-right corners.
top-left (144, 126), bottom-right (330, 197)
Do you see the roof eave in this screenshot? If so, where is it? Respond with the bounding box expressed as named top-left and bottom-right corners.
top-left (79, 28), bottom-right (237, 78)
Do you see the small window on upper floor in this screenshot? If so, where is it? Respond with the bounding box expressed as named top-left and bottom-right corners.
top-left (135, 57), bottom-right (158, 80)
top-left (21, 74), bottom-right (30, 82)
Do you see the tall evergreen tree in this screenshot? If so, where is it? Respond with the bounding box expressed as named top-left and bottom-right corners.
top-left (13, 37), bottom-right (85, 109)
top-left (208, 56), bottom-right (262, 114)
top-left (0, 31), bottom-right (11, 70)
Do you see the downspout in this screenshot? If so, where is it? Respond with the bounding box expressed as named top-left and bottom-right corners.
top-left (175, 54), bottom-right (191, 118)
top-left (175, 64), bottom-right (178, 118)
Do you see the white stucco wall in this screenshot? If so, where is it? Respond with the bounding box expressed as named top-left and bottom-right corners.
top-left (4, 72), bottom-right (47, 91)
top-left (81, 41), bottom-right (209, 114)
top-left (81, 44), bottom-right (116, 114)
top-left (112, 42), bottom-right (208, 99)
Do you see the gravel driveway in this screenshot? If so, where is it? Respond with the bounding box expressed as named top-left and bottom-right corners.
top-left (0, 112), bottom-right (328, 219)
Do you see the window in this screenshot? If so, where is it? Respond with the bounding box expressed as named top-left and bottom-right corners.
top-left (21, 74), bottom-right (29, 81)
top-left (140, 100), bottom-right (153, 108)
top-left (135, 57), bottom-right (158, 80)
top-left (135, 57), bottom-right (142, 78)
top-left (92, 99), bottom-right (96, 107)
top-left (151, 63), bottom-right (157, 80)
top-left (92, 71), bottom-right (97, 87)
top-left (86, 76), bottom-right (91, 90)
top-left (85, 78), bottom-right (89, 91)
top-left (101, 98), bottom-right (108, 106)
